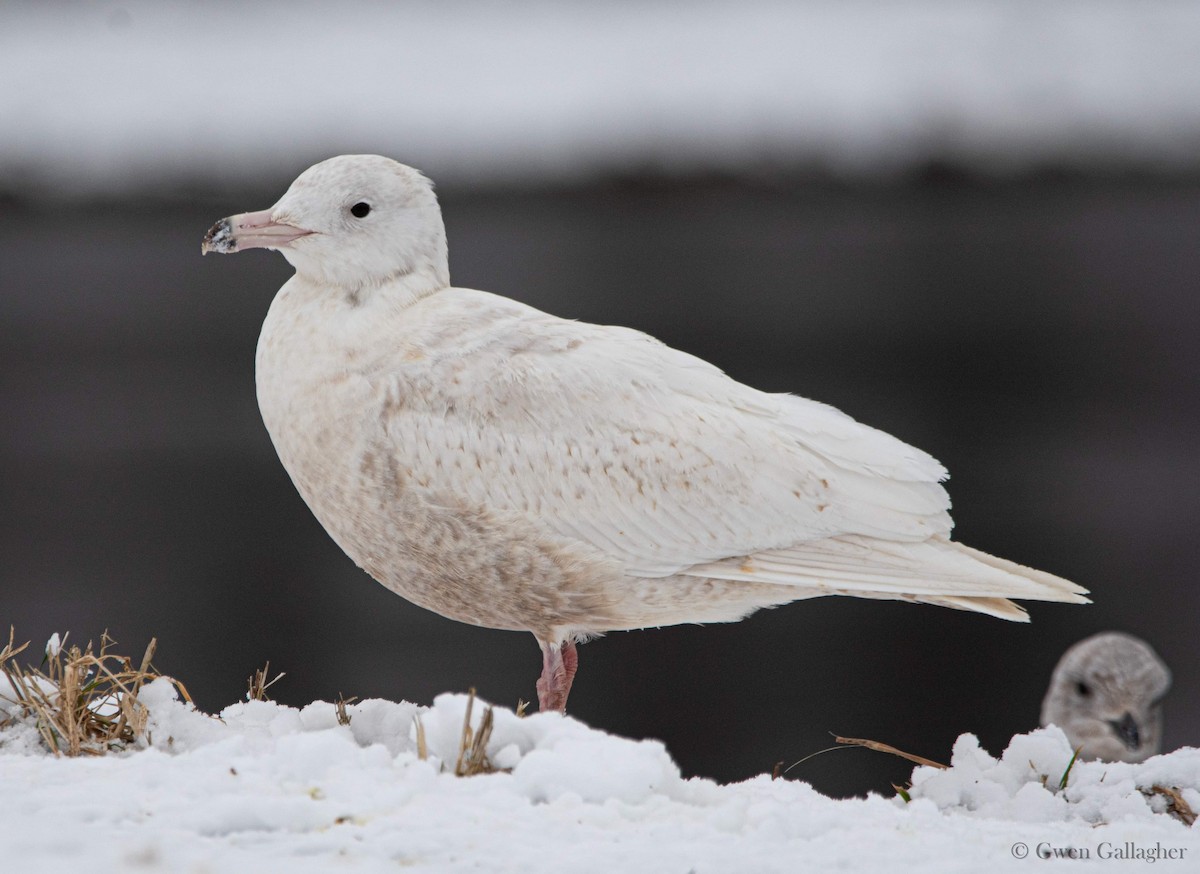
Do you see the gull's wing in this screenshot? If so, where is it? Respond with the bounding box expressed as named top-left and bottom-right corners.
top-left (382, 289), bottom-right (955, 578)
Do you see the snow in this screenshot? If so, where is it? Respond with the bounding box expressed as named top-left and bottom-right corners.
top-left (2, 678), bottom-right (1197, 872)
top-left (3, 1), bottom-right (1200, 197)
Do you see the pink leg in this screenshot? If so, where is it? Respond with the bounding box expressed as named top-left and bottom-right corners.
top-left (536, 640), bottom-right (579, 713)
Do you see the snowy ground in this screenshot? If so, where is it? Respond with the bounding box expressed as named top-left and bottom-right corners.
top-left (3, 1), bottom-right (1200, 196)
top-left (2, 679), bottom-right (1197, 872)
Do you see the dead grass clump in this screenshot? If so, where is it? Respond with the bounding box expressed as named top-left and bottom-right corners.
top-left (246, 661), bottom-right (285, 702)
top-left (1142, 785), bottom-right (1197, 827)
top-left (413, 688), bottom-right (506, 777)
top-left (454, 688), bottom-right (502, 776)
top-left (335, 692), bottom-right (356, 726)
top-left (0, 628), bottom-right (190, 757)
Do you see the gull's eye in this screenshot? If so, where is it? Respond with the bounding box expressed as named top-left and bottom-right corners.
top-left (350, 202), bottom-right (371, 218)
top-left (1075, 681), bottom-right (1092, 698)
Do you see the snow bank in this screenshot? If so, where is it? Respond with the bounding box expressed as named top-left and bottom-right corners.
top-left (3, 1), bottom-right (1200, 197)
top-left (910, 727), bottom-right (1200, 827)
top-left (1, 679), bottom-right (1196, 872)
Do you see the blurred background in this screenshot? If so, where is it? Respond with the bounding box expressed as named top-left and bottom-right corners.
top-left (2, 0), bottom-right (1197, 797)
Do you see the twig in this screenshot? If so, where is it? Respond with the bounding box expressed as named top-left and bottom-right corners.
top-left (833, 735), bottom-right (949, 770)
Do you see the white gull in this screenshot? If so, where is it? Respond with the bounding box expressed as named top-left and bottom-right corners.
top-left (202, 154), bottom-right (1089, 712)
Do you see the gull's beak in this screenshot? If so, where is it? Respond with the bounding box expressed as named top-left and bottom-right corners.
top-left (201, 209), bottom-right (314, 255)
top-left (1108, 712), bottom-right (1141, 751)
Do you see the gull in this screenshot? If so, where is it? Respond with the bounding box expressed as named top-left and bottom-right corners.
top-left (1041, 631), bottom-right (1170, 762)
top-left (202, 155), bottom-right (1089, 713)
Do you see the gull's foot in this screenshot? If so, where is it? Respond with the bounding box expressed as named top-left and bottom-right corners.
top-left (536, 639), bottom-right (578, 713)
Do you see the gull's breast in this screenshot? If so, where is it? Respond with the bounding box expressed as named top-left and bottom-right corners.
top-left (251, 283), bottom-right (627, 637)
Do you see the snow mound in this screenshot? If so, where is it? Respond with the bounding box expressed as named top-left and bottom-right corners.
top-left (2, 680), bottom-right (1197, 872)
top-left (135, 680), bottom-right (692, 806)
top-left (911, 727), bottom-right (1200, 825)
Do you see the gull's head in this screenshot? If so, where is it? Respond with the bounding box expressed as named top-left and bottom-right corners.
top-left (203, 155), bottom-right (449, 295)
top-left (1040, 631), bottom-right (1171, 763)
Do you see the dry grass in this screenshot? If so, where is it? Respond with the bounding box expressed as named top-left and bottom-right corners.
top-left (246, 661), bottom-right (285, 702)
top-left (776, 732), bottom-right (948, 802)
top-left (1142, 785), bottom-right (1197, 826)
top-left (832, 735), bottom-right (949, 770)
top-left (415, 712), bottom-right (429, 760)
top-left (776, 733), bottom-right (948, 782)
top-left (413, 688), bottom-right (506, 777)
top-left (453, 688), bottom-right (501, 776)
top-left (335, 692), bottom-right (356, 726)
top-left (0, 628), bottom-right (190, 757)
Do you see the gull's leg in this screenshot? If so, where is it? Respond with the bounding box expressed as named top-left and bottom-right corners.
top-left (536, 639), bottom-right (579, 713)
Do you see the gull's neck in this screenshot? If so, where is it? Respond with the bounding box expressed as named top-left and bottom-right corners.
top-left (294, 261), bottom-right (449, 311)
top-left (352, 263), bottom-right (449, 309)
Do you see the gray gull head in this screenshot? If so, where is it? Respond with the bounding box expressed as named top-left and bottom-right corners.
top-left (1040, 631), bottom-right (1170, 762)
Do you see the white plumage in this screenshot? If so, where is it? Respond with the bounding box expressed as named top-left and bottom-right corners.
top-left (203, 154), bottom-right (1088, 711)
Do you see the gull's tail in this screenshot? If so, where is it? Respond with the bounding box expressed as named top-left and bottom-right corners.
top-left (684, 534), bottom-right (1089, 622)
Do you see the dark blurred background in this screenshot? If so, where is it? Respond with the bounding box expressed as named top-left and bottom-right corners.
top-left (2, 1), bottom-right (1197, 797)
